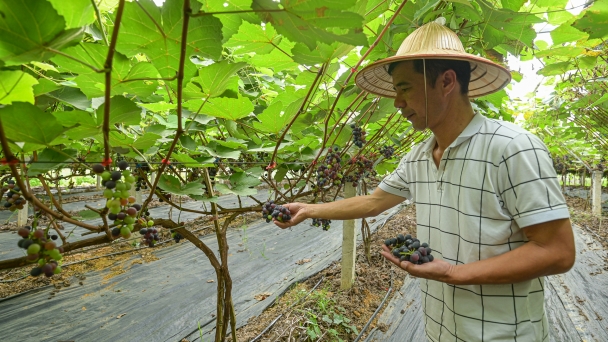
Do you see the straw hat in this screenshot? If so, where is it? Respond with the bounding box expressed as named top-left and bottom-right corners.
top-left (355, 18), bottom-right (511, 98)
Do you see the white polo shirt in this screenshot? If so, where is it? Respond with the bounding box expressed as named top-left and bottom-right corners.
top-left (379, 113), bottom-right (569, 342)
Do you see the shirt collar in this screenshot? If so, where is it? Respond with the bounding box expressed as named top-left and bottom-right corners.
top-left (421, 113), bottom-right (486, 154)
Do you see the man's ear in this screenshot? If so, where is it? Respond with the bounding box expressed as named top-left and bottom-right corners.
top-left (440, 69), bottom-right (458, 96)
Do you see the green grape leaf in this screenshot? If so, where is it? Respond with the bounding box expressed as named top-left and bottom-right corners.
top-left (158, 174), bottom-right (208, 196)
top-left (187, 96), bottom-right (254, 121)
top-left (535, 46), bottom-right (586, 58)
top-left (54, 44), bottom-right (159, 98)
top-left (573, 0), bottom-right (608, 39)
top-left (0, 70), bottom-right (39, 105)
top-left (291, 42), bottom-right (354, 65)
top-left (537, 61), bottom-right (574, 76)
top-left (46, 87), bottom-right (92, 110)
top-left (173, 153), bottom-right (202, 167)
top-left (225, 21), bottom-right (281, 54)
top-left (214, 183), bottom-right (258, 196)
top-left (251, 0), bottom-right (367, 50)
top-left (53, 110), bottom-right (97, 127)
top-left (500, 0), bottom-right (526, 11)
top-left (132, 133), bottom-right (163, 150)
top-left (192, 61), bottom-right (248, 97)
top-left (33, 79), bottom-right (60, 96)
top-left (0, 0), bottom-right (85, 66)
top-left (248, 48), bottom-right (299, 71)
top-left (48, 0), bottom-right (96, 29)
top-left (73, 210), bottom-right (101, 220)
top-left (26, 148), bottom-right (77, 176)
top-left (199, 141), bottom-right (242, 159)
top-left (229, 172), bottom-right (262, 187)
top-left (0, 102), bottom-right (65, 145)
top-left (550, 23), bottom-right (588, 45)
top-left (116, 0), bottom-right (223, 81)
top-left (96, 96), bottom-right (142, 126)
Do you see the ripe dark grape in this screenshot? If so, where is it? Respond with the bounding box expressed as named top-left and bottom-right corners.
top-left (384, 233), bottom-right (434, 265)
top-left (30, 267), bottom-right (42, 277)
top-left (110, 171), bottom-right (122, 181)
top-left (118, 160), bottom-right (129, 170)
top-left (262, 201), bottom-right (292, 223)
top-left (92, 164), bottom-right (105, 174)
top-left (112, 227), bottom-right (121, 236)
top-left (313, 147), bottom-right (343, 192)
top-left (173, 232), bottom-right (183, 243)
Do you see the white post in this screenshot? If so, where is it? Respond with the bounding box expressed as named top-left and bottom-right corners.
top-left (96, 175), bottom-right (101, 190)
top-left (341, 183), bottom-right (357, 290)
top-left (592, 171), bottom-right (602, 216)
top-left (18, 201), bottom-right (28, 226)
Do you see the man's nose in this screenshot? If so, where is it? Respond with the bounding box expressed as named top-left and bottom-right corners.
top-left (394, 96), bottom-right (406, 109)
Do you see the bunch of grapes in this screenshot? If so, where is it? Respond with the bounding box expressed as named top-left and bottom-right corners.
top-left (135, 175), bottom-right (148, 191)
top-left (385, 234), bottom-right (434, 264)
top-left (350, 124), bottom-right (366, 148)
top-left (262, 200), bottom-right (291, 223)
top-left (92, 161), bottom-right (150, 239)
top-left (312, 218), bottom-right (331, 231)
top-left (172, 232), bottom-right (184, 243)
top-left (380, 145), bottom-right (395, 159)
top-left (17, 226), bottom-right (64, 277)
top-left (139, 227), bottom-right (159, 247)
top-left (345, 155), bottom-right (376, 187)
top-left (2, 179), bottom-right (26, 211)
top-left (313, 147), bottom-right (343, 191)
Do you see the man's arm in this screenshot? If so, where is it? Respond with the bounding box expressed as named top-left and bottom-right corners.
top-left (381, 218), bottom-right (576, 285)
top-left (273, 187), bottom-right (406, 229)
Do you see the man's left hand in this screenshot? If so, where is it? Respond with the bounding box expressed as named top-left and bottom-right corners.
top-left (380, 244), bottom-right (456, 283)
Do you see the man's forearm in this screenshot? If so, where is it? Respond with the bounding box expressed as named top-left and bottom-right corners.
top-left (305, 195), bottom-right (383, 220)
top-left (446, 240), bottom-right (574, 285)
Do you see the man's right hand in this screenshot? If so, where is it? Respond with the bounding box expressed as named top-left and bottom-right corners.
top-left (273, 202), bottom-right (308, 229)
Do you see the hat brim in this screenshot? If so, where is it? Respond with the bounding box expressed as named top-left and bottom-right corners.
top-left (354, 53), bottom-right (512, 99)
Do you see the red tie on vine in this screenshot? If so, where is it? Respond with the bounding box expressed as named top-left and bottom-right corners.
top-left (0, 157), bottom-right (19, 165)
top-left (101, 158), bottom-right (113, 167)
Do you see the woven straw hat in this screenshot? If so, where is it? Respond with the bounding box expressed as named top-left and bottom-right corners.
top-left (355, 18), bottom-right (511, 98)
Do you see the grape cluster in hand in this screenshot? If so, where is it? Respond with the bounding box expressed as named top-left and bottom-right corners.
top-left (313, 147), bottom-right (343, 191)
top-left (380, 145), bottom-right (395, 159)
top-left (351, 124), bottom-right (366, 148)
top-left (2, 180), bottom-right (26, 211)
top-left (17, 226), bottom-right (64, 277)
top-left (385, 234), bottom-right (434, 264)
top-left (262, 200), bottom-right (291, 223)
top-left (312, 218), bottom-right (331, 231)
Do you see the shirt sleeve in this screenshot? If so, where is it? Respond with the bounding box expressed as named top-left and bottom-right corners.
top-left (378, 154), bottom-right (413, 200)
top-left (497, 133), bottom-right (570, 228)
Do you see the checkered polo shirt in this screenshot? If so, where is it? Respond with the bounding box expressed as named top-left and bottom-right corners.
top-left (379, 113), bottom-right (570, 342)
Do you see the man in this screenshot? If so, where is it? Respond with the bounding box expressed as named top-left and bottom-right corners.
top-left (274, 19), bottom-right (575, 341)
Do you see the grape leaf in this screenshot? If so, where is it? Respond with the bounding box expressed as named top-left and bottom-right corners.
top-left (96, 96), bottom-right (142, 126)
top-left (0, 71), bottom-right (38, 105)
top-left (132, 133), bottom-right (163, 150)
top-left (215, 183), bottom-right (258, 196)
top-left (33, 79), bottom-right (60, 96)
top-left (26, 148), bottom-right (78, 176)
top-left (225, 21), bottom-right (281, 54)
top-left (191, 61), bottom-right (248, 97)
top-left (573, 0), bottom-right (608, 39)
top-left (116, 0), bottom-right (223, 82)
top-left (46, 87), bottom-right (92, 110)
top-left (0, 0), bottom-right (84, 66)
top-left (187, 96), bottom-right (254, 121)
top-left (550, 24), bottom-right (588, 45)
top-left (158, 174), bottom-right (208, 196)
top-left (500, 0), bottom-right (525, 11)
top-left (53, 43), bottom-right (159, 98)
top-left (537, 61), bottom-right (574, 76)
top-left (48, 0), bottom-right (96, 29)
top-left (0, 103), bottom-right (65, 145)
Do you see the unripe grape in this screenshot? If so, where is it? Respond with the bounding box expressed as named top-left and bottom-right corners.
top-left (120, 198), bottom-right (128, 206)
top-left (18, 228), bottom-right (30, 238)
top-left (128, 196), bottom-right (136, 204)
top-left (45, 241), bottom-right (56, 250)
top-left (33, 229), bottom-right (44, 239)
top-left (103, 189), bottom-right (114, 199)
top-left (116, 182), bottom-right (126, 191)
top-left (120, 226), bottom-right (131, 236)
top-left (126, 207), bottom-right (137, 216)
top-left (109, 206), bottom-right (121, 214)
top-left (101, 171), bottom-right (111, 181)
top-left (27, 243), bottom-right (41, 255)
top-left (124, 216), bottom-right (135, 225)
top-left (147, 220), bottom-right (154, 227)
top-left (53, 266), bottom-right (62, 274)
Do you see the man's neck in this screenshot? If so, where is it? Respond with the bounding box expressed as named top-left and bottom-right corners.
top-left (431, 98), bottom-right (475, 151)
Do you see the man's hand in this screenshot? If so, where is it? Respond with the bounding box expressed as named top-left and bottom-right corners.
top-left (380, 244), bottom-right (455, 283)
top-left (273, 202), bottom-right (309, 229)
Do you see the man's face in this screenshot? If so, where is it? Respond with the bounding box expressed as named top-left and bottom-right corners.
top-left (391, 61), bottom-right (441, 131)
